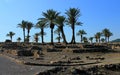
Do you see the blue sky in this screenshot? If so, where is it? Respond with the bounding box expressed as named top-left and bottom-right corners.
top-left (0, 0), bottom-right (120, 42)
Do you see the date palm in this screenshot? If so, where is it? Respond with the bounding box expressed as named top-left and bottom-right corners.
top-left (102, 28), bottom-right (113, 43)
top-left (34, 33), bottom-right (39, 43)
top-left (96, 32), bottom-right (102, 43)
top-left (18, 20), bottom-right (27, 42)
top-left (39, 31), bottom-right (46, 43)
top-left (106, 31), bottom-right (113, 42)
top-left (77, 30), bottom-right (86, 43)
top-left (101, 38), bottom-right (105, 43)
top-left (65, 8), bottom-right (82, 44)
top-left (17, 37), bottom-right (21, 42)
top-left (54, 27), bottom-right (61, 43)
top-left (42, 9), bottom-right (59, 44)
top-left (6, 31), bottom-right (15, 42)
top-left (35, 19), bottom-right (48, 43)
top-left (55, 16), bottom-right (67, 44)
top-left (83, 37), bottom-right (88, 43)
top-left (89, 37), bottom-right (94, 44)
top-left (26, 21), bottom-right (33, 42)
top-left (94, 34), bottom-right (99, 43)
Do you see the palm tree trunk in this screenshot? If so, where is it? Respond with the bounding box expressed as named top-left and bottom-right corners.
top-left (61, 27), bottom-right (67, 44)
top-left (108, 37), bottom-right (109, 43)
top-left (10, 36), bottom-right (12, 42)
top-left (41, 29), bottom-right (44, 43)
top-left (105, 37), bottom-right (107, 43)
top-left (51, 28), bottom-right (53, 44)
top-left (71, 25), bottom-right (75, 44)
top-left (99, 38), bottom-right (100, 43)
top-left (23, 28), bottom-right (25, 42)
top-left (58, 33), bottom-right (60, 43)
top-left (27, 30), bottom-right (30, 42)
top-left (81, 35), bottom-right (82, 43)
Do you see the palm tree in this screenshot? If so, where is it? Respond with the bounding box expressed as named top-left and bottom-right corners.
top-left (55, 36), bottom-right (62, 43)
top-left (89, 37), bottom-right (94, 43)
top-left (17, 37), bottom-right (21, 42)
top-left (54, 27), bottom-right (62, 43)
top-left (35, 19), bottom-right (48, 43)
top-left (39, 31), bottom-right (46, 43)
top-left (102, 28), bottom-right (113, 43)
top-left (77, 30), bottom-right (87, 43)
top-left (42, 9), bottom-right (59, 44)
top-left (6, 31), bottom-right (15, 42)
top-left (55, 16), bottom-right (67, 44)
top-left (18, 20), bottom-right (27, 42)
top-left (95, 32), bottom-right (102, 43)
top-left (34, 33), bottom-right (39, 43)
top-left (26, 21), bottom-right (33, 42)
top-left (94, 34), bottom-right (99, 43)
top-left (101, 38), bottom-right (105, 43)
top-left (83, 37), bottom-right (88, 43)
top-left (65, 8), bottom-right (82, 44)
top-left (107, 32), bottom-right (113, 43)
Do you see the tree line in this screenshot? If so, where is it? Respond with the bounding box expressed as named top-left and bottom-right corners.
top-left (6, 8), bottom-right (113, 44)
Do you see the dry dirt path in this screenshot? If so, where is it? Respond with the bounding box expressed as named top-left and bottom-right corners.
top-left (0, 55), bottom-right (54, 75)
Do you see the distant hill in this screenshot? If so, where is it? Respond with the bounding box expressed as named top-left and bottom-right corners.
top-left (111, 39), bottom-right (120, 42)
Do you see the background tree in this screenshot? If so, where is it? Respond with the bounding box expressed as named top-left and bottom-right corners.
top-left (34, 33), bottom-right (39, 43)
top-left (65, 8), bottom-right (82, 44)
top-left (96, 32), bottom-right (102, 43)
top-left (26, 21), bottom-right (33, 42)
top-left (102, 28), bottom-right (113, 43)
top-left (18, 20), bottom-right (27, 42)
top-left (35, 19), bottom-right (48, 43)
top-left (6, 31), bottom-right (15, 42)
top-left (101, 38), bottom-right (105, 43)
top-left (42, 9), bottom-right (59, 44)
top-left (94, 34), bottom-right (98, 43)
top-left (39, 31), bottom-right (46, 43)
top-left (107, 31), bottom-right (113, 42)
top-left (54, 27), bottom-right (62, 43)
top-left (89, 37), bottom-right (94, 43)
top-left (77, 30), bottom-right (86, 43)
top-left (83, 37), bottom-right (88, 43)
top-left (17, 37), bottom-right (21, 42)
top-left (55, 16), bottom-right (67, 44)
top-left (55, 36), bottom-right (62, 43)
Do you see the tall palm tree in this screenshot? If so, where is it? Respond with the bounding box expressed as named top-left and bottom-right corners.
top-left (54, 27), bottom-right (61, 43)
top-left (65, 8), bottom-right (82, 44)
top-left (39, 31), bottom-right (46, 43)
top-left (89, 37), bottom-right (94, 43)
top-left (96, 32), bottom-right (102, 43)
top-left (42, 9), bottom-right (59, 44)
top-left (35, 19), bottom-right (48, 43)
top-left (55, 16), bottom-right (67, 44)
top-left (18, 20), bottom-right (27, 42)
top-left (26, 21), bottom-right (33, 42)
top-left (77, 30), bottom-right (87, 43)
top-left (34, 33), bottom-right (39, 43)
top-left (6, 31), bottom-right (15, 42)
top-left (17, 37), bottom-right (21, 42)
top-left (102, 28), bottom-right (113, 43)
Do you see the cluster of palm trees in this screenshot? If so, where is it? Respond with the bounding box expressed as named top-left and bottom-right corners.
top-left (76, 28), bottom-right (113, 44)
top-left (16, 8), bottom-right (82, 44)
top-left (17, 20), bottom-right (33, 42)
top-left (6, 8), bottom-right (113, 44)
